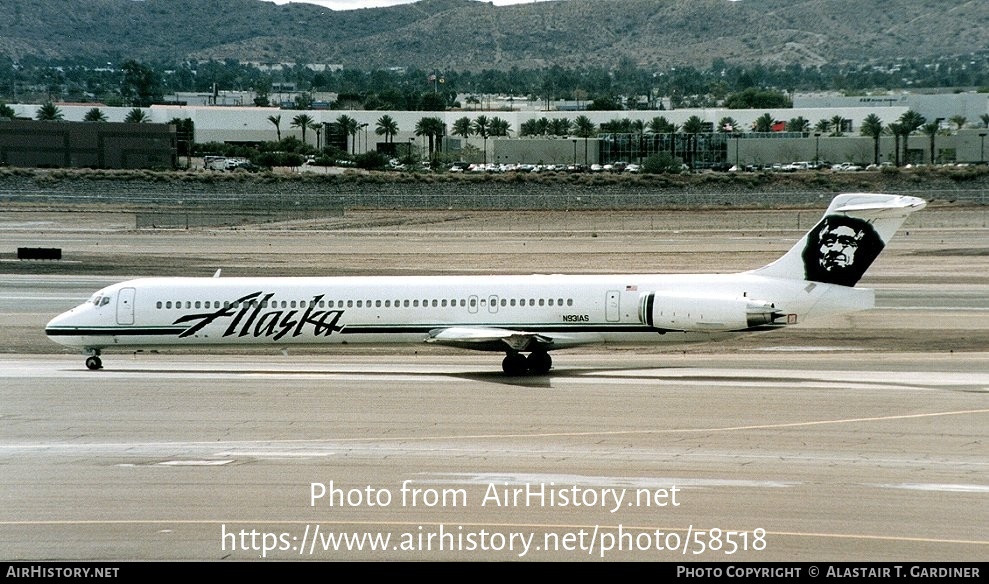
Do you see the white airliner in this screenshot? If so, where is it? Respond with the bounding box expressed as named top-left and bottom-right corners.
top-left (46, 193), bottom-right (925, 375)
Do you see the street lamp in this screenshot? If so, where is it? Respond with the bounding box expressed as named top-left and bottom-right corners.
top-left (980, 132), bottom-right (987, 164)
top-left (814, 132), bottom-right (821, 167)
top-left (572, 139), bottom-right (577, 165)
top-left (733, 133), bottom-right (740, 169)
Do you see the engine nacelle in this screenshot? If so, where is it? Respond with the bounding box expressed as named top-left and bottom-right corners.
top-left (638, 292), bottom-right (784, 331)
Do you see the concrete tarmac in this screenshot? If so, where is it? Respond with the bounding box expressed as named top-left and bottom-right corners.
top-left (1, 352), bottom-right (987, 561)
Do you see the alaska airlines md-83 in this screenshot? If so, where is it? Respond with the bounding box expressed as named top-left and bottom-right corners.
top-left (46, 193), bottom-right (925, 375)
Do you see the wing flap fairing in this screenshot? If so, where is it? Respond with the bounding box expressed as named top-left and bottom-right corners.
top-left (426, 327), bottom-right (556, 352)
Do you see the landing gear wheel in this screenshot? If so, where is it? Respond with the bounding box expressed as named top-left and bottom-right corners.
top-left (526, 351), bottom-right (552, 375)
top-left (85, 356), bottom-right (103, 370)
top-left (502, 353), bottom-right (528, 376)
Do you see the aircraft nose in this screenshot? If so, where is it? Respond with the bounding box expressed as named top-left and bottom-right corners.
top-left (45, 307), bottom-right (83, 346)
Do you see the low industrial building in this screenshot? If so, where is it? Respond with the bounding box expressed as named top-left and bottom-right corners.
top-left (3, 91), bottom-right (987, 169)
top-left (0, 119), bottom-right (176, 169)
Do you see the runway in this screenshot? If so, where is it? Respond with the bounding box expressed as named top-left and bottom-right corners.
top-left (1, 352), bottom-right (987, 561)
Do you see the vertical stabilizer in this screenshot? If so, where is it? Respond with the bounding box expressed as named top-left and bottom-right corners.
top-left (750, 193), bottom-right (926, 286)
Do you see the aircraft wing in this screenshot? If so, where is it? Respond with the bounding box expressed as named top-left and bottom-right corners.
top-left (426, 327), bottom-right (564, 352)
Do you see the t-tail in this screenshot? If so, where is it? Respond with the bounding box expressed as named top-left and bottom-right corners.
top-left (750, 193), bottom-right (927, 286)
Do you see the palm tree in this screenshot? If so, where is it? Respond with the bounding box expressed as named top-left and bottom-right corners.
top-left (647, 116), bottom-right (675, 135)
top-left (548, 118), bottom-right (571, 137)
top-left (471, 115), bottom-right (490, 164)
top-left (753, 113), bottom-right (775, 133)
top-left (519, 119), bottom-right (539, 137)
top-left (375, 115), bottom-right (399, 145)
top-left (452, 117), bottom-right (473, 141)
top-left (292, 113), bottom-right (315, 145)
top-left (682, 115), bottom-right (705, 169)
top-left (922, 122), bottom-right (940, 164)
top-left (897, 110), bottom-right (926, 165)
top-left (35, 102), bottom-right (63, 121)
top-left (309, 122), bottom-right (323, 150)
top-left (83, 108), bottom-right (108, 122)
top-left (489, 117), bottom-right (511, 137)
top-left (415, 117), bottom-right (446, 160)
top-left (948, 115), bottom-right (967, 131)
top-left (718, 117), bottom-right (739, 133)
top-left (787, 116), bottom-right (810, 134)
top-left (887, 122), bottom-right (904, 166)
top-left (814, 119), bottom-right (831, 135)
top-left (647, 116), bottom-right (677, 160)
top-left (981, 114), bottom-right (989, 129)
top-left (0, 103), bottom-right (15, 119)
top-left (268, 115), bottom-right (282, 141)
top-left (334, 115), bottom-right (359, 154)
top-left (631, 118), bottom-right (645, 162)
top-left (859, 113), bottom-right (885, 165)
top-left (124, 108), bottom-right (149, 123)
top-left (574, 115), bottom-right (595, 165)
top-left (829, 115), bottom-right (845, 136)
top-left (898, 110), bottom-right (926, 133)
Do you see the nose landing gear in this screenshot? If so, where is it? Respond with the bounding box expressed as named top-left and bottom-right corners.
top-left (85, 350), bottom-right (103, 371)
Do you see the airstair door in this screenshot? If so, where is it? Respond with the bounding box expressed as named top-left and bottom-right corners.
top-left (116, 287), bottom-right (136, 325)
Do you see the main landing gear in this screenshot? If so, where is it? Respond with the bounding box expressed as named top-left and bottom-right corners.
top-left (502, 351), bottom-right (552, 376)
top-left (85, 350), bottom-right (103, 371)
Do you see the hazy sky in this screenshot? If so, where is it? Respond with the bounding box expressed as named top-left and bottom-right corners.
top-left (263, 0), bottom-right (562, 10)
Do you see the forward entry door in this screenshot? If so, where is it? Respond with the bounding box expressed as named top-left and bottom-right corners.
top-left (116, 287), bottom-right (136, 325)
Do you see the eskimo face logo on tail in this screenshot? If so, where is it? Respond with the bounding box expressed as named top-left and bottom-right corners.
top-left (172, 291), bottom-right (345, 340)
top-left (801, 215), bottom-right (884, 287)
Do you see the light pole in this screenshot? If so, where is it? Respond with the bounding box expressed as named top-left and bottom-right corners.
top-left (814, 132), bottom-right (821, 167)
top-left (572, 139), bottom-right (577, 166)
top-left (980, 132), bottom-right (987, 164)
top-left (733, 133), bottom-right (740, 169)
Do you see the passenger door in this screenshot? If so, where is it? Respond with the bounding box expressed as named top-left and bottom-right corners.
top-left (116, 287), bottom-right (136, 325)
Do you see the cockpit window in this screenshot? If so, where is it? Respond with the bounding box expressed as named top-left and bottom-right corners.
top-left (91, 294), bottom-right (111, 307)
top-left (101, 297), bottom-right (111, 306)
